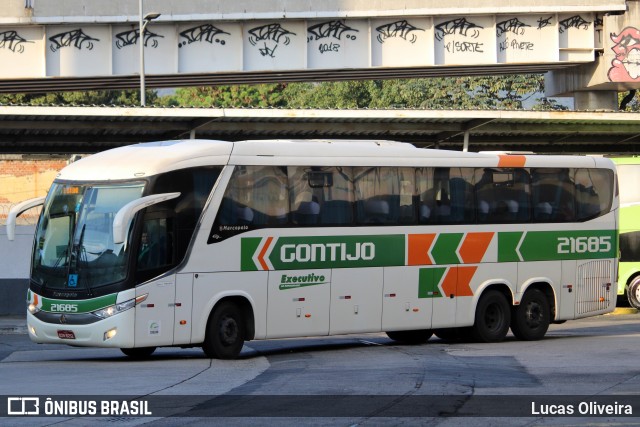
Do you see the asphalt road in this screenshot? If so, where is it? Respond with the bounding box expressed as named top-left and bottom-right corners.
top-left (1, 312), bottom-right (639, 426)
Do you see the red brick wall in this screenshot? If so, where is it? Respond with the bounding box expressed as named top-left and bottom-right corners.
top-left (0, 158), bottom-right (67, 224)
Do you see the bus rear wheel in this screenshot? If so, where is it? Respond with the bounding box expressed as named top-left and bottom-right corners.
top-left (386, 329), bottom-right (433, 344)
top-left (627, 277), bottom-right (640, 310)
top-left (472, 290), bottom-right (511, 343)
top-left (203, 301), bottom-right (245, 359)
top-left (120, 347), bottom-right (156, 359)
top-left (510, 288), bottom-right (550, 341)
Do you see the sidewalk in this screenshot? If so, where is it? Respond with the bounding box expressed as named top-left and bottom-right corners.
top-left (0, 307), bottom-right (636, 336)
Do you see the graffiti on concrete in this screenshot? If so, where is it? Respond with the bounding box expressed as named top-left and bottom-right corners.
top-left (537, 16), bottom-right (553, 30)
top-left (0, 30), bottom-right (33, 53)
top-left (115, 28), bottom-right (164, 49)
top-left (496, 18), bottom-right (530, 37)
top-left (594, 16), bottom-right (604, 45)
top-left (49, 29), bottom-right (99, 52)
top-left (375, 20), bottom-right (424, 44)
top-left (435, 18), bottom-right (482, 41)
top-left (497, 17), bottom-right (536, 53)
top-left (559, 15), bottom-right (591, 33)
top-left (179, 24), bottom-right (230, 48)
top-left (307, 20), bottom-right (359, 54)
top-left (435, 18), bottom-right (484, 54)
top-left (248, 23), bottom-right (296, 58)
top-left (608, 26), bottom-right (640, 81)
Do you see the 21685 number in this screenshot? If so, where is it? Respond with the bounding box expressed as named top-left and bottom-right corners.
top-left (557, 236), bottom-right (612, 254)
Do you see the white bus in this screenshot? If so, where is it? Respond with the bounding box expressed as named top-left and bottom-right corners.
top-left (7, 139), bottom-right (618, 359)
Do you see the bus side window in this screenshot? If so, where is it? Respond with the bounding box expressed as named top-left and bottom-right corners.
top-left (317, 167), bottom-right (354, 225)
top-left (532, 168), bottom-right (575, 222)
top-left (575, 168), bottom-right (613, 220)
top-left (435, 167), bottom-right (474, 223)
top-left (417, 167), bottom-right (436, 224)
top-left (137, 218), bottom-right (172, 272)
top-left (289, 166), bottom-right (321, 226)
top-left (251, 166), bottom-right (289, 226)
top-left (474, 168), bottom-right (531, 223)
top-left (354, 167), bottom-right (402, 225)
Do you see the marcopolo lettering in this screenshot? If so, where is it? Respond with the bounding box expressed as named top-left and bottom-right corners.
top-left (280, 242), bottom-right (375, 263)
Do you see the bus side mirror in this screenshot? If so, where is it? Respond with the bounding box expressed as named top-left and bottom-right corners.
top-left (6, 196), bottom-right (46, 241)
top-left (112, 192), bottom-right (180, 244)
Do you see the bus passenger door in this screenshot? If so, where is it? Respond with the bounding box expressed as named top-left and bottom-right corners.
top-left (330, 267), bottom-right (383, 334)
top-left (134, 275), bottom-right (175, 347)
top-left (382, 267), bottom-right (433, 331)
top-left (266, 269), bottom-right (331, 339)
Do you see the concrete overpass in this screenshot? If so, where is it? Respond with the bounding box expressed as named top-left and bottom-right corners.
top-left (0, 0), bottom-right (638, 109)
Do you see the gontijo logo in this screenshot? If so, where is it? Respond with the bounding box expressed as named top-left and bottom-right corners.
top-left (241, 235), bottom-right (405, 271)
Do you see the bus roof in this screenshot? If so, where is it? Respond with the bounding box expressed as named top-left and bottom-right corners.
top-left (56, 139), bottom-right (609, 181)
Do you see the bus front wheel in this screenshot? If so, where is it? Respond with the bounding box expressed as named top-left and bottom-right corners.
top-left (203, 301), bottom-right (246, 359)
top-left (472, 290), bottom-right (511, 343)
top-left (510, 288), bottom-right (550, 341)
top-left (627, 277), bottom-right (640, 310)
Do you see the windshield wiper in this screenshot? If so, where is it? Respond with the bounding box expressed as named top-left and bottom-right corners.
top-left (70, 224), bottom-right (93, 297)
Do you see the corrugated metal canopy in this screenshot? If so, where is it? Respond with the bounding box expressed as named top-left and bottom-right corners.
top-left (1, 105), bottom-right (640, 154)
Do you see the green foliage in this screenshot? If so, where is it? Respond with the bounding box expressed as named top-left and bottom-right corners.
top-left (0, 75), bottom-right (577, 110)
top-left (618, 90), bottom-right (639, 111)
top-left (160, 75), bottom-right (567, 110)
top-left (0, 90), bottom-right (152, 106)
top-left (159, 84), bottom-right (287, 108)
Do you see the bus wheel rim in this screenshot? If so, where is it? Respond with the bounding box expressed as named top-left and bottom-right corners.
top-left (219, 316), bottom-right (238, 345)
top-left (524, 302), bottom-right (542, 328)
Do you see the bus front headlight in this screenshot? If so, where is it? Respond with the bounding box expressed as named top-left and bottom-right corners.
top-left (91, 294), bottom-right (148, 319)
top-left (28, 303), bottom-right (40, 314)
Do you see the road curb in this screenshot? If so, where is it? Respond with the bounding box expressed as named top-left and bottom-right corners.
top-left (611, 307), bottom-right (638, 315)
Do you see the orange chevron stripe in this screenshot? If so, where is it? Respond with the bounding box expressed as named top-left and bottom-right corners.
top-left (456, 266), bottom-right (477, 297)
top-left (498, 154), bottom-right (526, 167)
top-left (408, 233), bottom-right (436, 266)
top-left (439, 267), bottom-right (457, 297)
top-left (459, 232), bottom-right (494, 264)
top-left (257, 237), bottom-right (273, 271)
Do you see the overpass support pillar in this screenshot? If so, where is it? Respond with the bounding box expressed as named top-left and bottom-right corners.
top-left (573, 91), bottom-right (619, 111)
top-left (546, 2), bottom-right (640, 111)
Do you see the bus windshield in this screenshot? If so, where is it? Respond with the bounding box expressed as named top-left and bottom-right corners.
top-left (31, 182), bottom-right (145, 291)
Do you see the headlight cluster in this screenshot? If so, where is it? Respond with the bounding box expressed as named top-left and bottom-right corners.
top-left (91, 294), bottom-right (148, 319)
top-left (28, 303), bottom-right (40, 314)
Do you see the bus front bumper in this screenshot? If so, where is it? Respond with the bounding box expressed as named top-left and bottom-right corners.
top-left (27, 309), bottom-right (135, 349)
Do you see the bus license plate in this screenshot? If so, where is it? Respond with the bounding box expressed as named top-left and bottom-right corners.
top-left (57, 330), bottom-right (76, 339)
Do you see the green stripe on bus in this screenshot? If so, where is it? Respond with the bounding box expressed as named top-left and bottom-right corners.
top-left (498, 230), bottom-right (617, 262)
top-left (242, 235), bottom-right (405, 270)
top-left (431, 233), bottom-right (463, 265)
top-left (241, 237), bottom-right (262, 271)
top-left (418, 267), bottom-right (446, 299)
top-left (39, 293), bottom-right (117, 314)
top-left (498, 232), bottom-right (524, 262)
